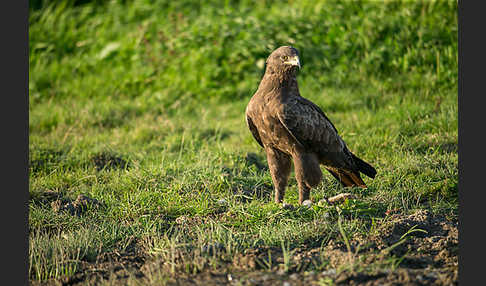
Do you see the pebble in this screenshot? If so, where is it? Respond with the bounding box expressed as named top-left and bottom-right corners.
top-left (217, 198), bottom-right (227, 205)
top-left (322, 269), bottom-right (336, 276)
top-left (318, 198), bottom-right (329, 206)
top-left (282, 203), bottom-right (295, 210)
top-left (302, 200), bottom-right (313, 208)
top-left (289, 273), bottom-right (299, 280)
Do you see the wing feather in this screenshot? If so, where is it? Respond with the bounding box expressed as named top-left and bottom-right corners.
top-left (277, 96), bottom-right (356, 170)
top-left (246, 114), bottom-right (264, 148)
top-left (278, 97), bottom-right (342, 152)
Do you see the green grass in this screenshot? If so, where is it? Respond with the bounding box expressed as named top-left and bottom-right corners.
top-left (29, 0), bottom-right (457, 283)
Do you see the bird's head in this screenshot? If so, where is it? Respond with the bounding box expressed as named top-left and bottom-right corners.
top-left (265, 46), bottom-right (301, 75)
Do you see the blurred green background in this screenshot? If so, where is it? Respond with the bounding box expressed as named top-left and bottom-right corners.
top-left (29, 0), bottom-right (457, 106)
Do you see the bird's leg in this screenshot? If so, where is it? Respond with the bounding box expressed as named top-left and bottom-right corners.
top-left (296, 179), bottom-right (311, 205)
top-left (293, 153), bottom-right (322, 205)
top-left (265, 147), bottom-right (291, 203)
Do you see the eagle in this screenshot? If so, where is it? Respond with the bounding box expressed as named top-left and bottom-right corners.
top-left (245, 46), bottom-right (376, 205)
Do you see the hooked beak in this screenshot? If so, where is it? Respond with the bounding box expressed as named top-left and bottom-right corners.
top-left (284, 55), bottom-right (301, 69)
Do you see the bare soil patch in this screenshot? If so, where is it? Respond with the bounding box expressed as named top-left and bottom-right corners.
top-left (31, 209), bottom-right (457, 285)
top-left (51, 194), bottom-right (104, 217)
top-left (91, 152), bottom-right (130, 171)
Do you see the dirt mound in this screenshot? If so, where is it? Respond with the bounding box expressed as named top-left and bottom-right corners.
top-left (319, 209), bottom-right (458, 285)
top-left (91, 152), bottom-right (130, 171)
top-left (369, 210), bottom-right (458, 269)
top-left (51, 194), bottom-right (103, 216)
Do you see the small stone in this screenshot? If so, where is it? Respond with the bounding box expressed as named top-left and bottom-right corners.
top-left (261, 274), bottom-right (270, 281)
top-left (327, 193), bottom-right (356, 204)
top-left (322, 269), bottom-right (336, 276)
top-left (217, 198), bottom-right (227, 205)
top-left (282, 203), bottom-right (295, 210)
top-left (318, 198), bottom-right (330, 206)
top-left (289, 273), bottom-right (299, 280)
top-left (283, 281), bottom-right (291, 286)
top-left (302, 200), bottom-right (313, 208)
top-left (175, 216), bottom-right (188, 224)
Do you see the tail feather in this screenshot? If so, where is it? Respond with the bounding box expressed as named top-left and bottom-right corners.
top-left (351, 154), bottom-right (376, 179)
top-left (327, 168), bottom-right (367, 188)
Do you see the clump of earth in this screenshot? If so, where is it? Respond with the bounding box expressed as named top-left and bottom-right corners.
top-left (50, 194), bottom-right (103, 216)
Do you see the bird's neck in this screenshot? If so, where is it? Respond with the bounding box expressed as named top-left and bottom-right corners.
top-left (259, 71), bottom-right (299, 100)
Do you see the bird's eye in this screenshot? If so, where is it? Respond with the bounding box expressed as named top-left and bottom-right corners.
top-left (283, 56), bottom-right (288, 61)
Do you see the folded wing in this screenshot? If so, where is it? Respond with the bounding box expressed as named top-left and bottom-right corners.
top-left (276, 96), bottom-right (357, 172)
top-left (246, 114), bottom-right (264, 148)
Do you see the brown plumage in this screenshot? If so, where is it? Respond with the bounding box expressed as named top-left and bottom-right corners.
top-left (245, 46), bottom-right (376, 205)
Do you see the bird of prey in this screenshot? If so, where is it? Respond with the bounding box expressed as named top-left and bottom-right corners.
top-left (245, 46), bottom-right (376, 205)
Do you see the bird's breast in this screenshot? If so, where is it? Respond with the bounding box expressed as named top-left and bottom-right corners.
top-left (253, 109), bottom-right (297, 155)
